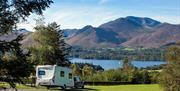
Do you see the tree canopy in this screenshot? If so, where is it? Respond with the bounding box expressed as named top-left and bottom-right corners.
top-left (0, 0), bottom-right (53, 34)
top-left (29, 21), bottom-right (71, 66)
top-left (0, 0), bottom-right (53, 88)
top-left (160, 45), bottom-right (180, 91)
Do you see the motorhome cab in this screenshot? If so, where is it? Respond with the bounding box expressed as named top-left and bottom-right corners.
top-left (73, 76), bottom-right (84, 88)
top-left (36, 65), bottom-right (74, 89)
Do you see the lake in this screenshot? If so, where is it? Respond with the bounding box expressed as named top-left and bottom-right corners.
top-left (70, 58), bottom-right (166, 70)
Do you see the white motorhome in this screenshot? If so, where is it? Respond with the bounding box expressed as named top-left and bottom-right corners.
top-left (36, 65), bottom-right (74, 89)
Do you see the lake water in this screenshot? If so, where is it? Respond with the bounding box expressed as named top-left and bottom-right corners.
top-left (70, 58), bottom-right (166, 70)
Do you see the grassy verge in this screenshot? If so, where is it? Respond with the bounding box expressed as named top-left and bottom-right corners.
top-left (0, 83), bottom-right (162, 91)
top-left (90, 84), bottom-right (162, 91)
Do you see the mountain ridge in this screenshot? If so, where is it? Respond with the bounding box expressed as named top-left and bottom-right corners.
top-left (1, 16), bottom-right (179, 48)
top-left (65, 16), bottom-right (180, 48)
top-left (64, 16), bottom-right (180, 48)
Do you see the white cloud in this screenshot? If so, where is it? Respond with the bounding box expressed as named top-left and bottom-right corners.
top-left (41, 6), bottom-right (123, 29)
top-left (19, 2), bottom-right (179, 31)
top-left (17, 23), bottom-right (35, 31)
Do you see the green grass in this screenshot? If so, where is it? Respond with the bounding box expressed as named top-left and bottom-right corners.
top-left (90, 84), bottom-right (162, 91)
top-left (0, 83), bottom-right (162, 91)
top-left (0, 83), bottom-right (34, 89)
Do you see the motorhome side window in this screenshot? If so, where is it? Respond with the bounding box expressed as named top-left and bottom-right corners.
top-left (38, 70), bottom-right (45, 75)
top-left (60, 71), bottom-right (64, 77)
top-left (69, 73), bottom-right (72, 79)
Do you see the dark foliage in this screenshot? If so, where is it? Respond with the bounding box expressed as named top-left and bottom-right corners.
top-left (0, 0), bottom-right (53, 88)
top-left (141, 64), bottom-right (166, 70)
top-left (160, 46), bottom-right (180, 91)
top-left (73, 63), bottom-right (104, 71)
top-left (0, 35), bottom-right (34, 88)
top-left (0, 0), bottom-right (53, 34)
top-left (70, 47), bottom-right (165, 61)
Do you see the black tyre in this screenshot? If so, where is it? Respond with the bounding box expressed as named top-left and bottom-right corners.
top-left (82, 85), bottom-right (84, 89)
top-left (61, 86), bottom-right (65, 90)
top-left (63, 84), bottom-right (66, 89)
top-left (74, 86), bottom-right (78, 89)
top-left (47, 86), bottom-right (50, 89)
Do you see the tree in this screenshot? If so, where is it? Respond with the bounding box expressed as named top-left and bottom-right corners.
top-left (0, 0), bottom-right (53, 88)
top-left (131, 69), bottom-right (151, 84)
top-left (0, 0), bottom-right (53, 34)
top-left (122, 57), bottom-right (133, 72)
top-left (29, 21), bottom-right (71, 66)
top-left (71, 64), bottom-right (81, 76)
top-left (141, 70), bottom-right (151, 84)
top-left (0, 35), bottom-right (34, 88)
top-left (82, 65), bottom-right (94, 77)
top-left (160, 46), bottom-right (180, 91)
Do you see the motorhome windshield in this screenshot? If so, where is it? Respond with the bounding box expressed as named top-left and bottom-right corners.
top-left (38, 67), bottom-right (54, 79)
top-left (74, 77), bottom-right (81, 81)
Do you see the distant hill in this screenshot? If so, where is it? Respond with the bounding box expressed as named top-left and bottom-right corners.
top-left (122, 23), bottom-right (180, 48)
top-left (0, 29), bottom-right (31, 42)
top-left (66, 25), bottom-right (125, 48)
top-left (65, 16), bottom-right (179, 48)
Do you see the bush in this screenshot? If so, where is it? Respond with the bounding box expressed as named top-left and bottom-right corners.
top-left (83, 68), bottom-right (159, 84)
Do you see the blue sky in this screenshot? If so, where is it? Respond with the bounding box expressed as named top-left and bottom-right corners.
top-left (18, 0), bottom-right (180, 31)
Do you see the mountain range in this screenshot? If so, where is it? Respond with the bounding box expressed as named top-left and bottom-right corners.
top-left (65, 16), bottom-right (180, 48)
top-left (1, 16), bottom-right (180, 48)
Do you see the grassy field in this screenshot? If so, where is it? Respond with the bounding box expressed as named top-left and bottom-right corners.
top-left (90, 84), bottom-right (162, 91)
top-left (0, 83), bottom-right (162, 91)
